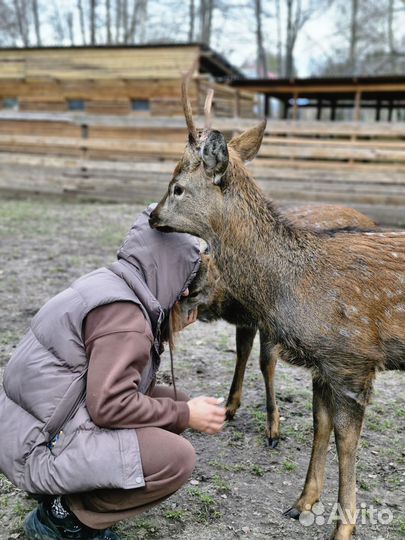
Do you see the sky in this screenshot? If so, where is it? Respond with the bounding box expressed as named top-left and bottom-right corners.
top-left (30, 0), bottom-right (404, 78)
top-left (31, 0), bottom-right (340, 77)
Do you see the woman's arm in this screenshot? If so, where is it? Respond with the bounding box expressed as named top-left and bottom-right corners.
top-left (84, 302), bottom-right (189, 433)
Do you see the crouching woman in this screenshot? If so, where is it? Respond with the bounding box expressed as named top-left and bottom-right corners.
top-left (0, 205), bottom-right (225, 540)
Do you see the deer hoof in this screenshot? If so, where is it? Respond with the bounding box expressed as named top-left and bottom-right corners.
top-left (283, 507), bottom-right (300, 520)
top-left (267, 436), bottom-right (279, 449)
top-left (225, 409), bottom-right (236, 421)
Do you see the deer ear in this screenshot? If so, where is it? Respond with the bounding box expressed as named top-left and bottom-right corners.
top-left (228, 119), bottom-right (267, 162)
top-left (200, 130), bottom-right (229, 186)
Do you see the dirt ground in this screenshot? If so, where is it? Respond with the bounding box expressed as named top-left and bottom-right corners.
top-left (0, 199), bottom-right (404, 540)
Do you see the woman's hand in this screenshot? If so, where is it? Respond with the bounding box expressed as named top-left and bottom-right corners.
top-left (187, 396), bottom-right (225, 434)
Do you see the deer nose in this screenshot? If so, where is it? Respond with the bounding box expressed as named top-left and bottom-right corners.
top-left (149, 210), bottom-right (159, 228)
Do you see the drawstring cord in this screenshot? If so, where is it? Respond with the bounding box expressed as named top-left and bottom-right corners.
top-left (168, 309), bottom-right (178, 401)
top-left (169, 341), bottom-right (177, 401)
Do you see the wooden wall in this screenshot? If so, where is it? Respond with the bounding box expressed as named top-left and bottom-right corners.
top-left (0, 47), bottom-right (255, 117)
top-left (0, 114), bottom-right (403, 227)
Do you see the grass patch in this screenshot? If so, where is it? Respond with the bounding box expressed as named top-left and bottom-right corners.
top-left (117, 518), bottom-right (160, 538)
top-left (208, 460), bottom-right (246, 473)
top-left (164, 510), bottom-right (188, 522)
top-left (359, 480), bottom-right (370, 491)
top-left (230, 429), bottom-right (244, 442)
top-left (0, 330), bottom-right (18, 346)
top-left (250, 408), bottom-right (266, 432)
top-left (187, 486), bottom-right (221, 522)
top-left (211, 474), bottom-right (231, 493)
top-left (396, 517), bottom-right (405, 535)
top-left (250, 464), bottom-right (265, 477)
top-left (282, 459), bottom-right (297, 472)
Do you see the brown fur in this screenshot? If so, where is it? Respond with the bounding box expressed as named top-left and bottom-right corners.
top-left (150, 117), bottom-right (404, 540)
top-left (182, 204), bottom-right (377, 448)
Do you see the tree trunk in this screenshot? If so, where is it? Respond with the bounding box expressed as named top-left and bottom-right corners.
top-left (31, 0), bottom-right (41, 46)
top-left (106, 0), bottom-right (112, 43)
top-left (349, 0), bottom-right (358, 75)
top-left (13, 0), bottom-right (29, 46)
top-left (66, 11), bottom-right (74, 45)
top-left (200, 0), bottom-right (214, 45)
top-left (137, 0), bottom-right (147, 43)
top-left (90, 0), bottom-right (96, 44)
top-left (188, 0), bottom-right (195, 42)
top-left (77, 0), bottom-right (87, 44)
top-left (388, 0), bottom-right (395, 53)
top-left (128, 0), bottom-right (138, 43)
top-left (122, 0), bottom-right (128, 43)
top-left (285, 0), bottom-right (294, 77)
top-left (275, 0), bottom-right (282, 76)
top-left (52, 2), bottom-right (66, 42)
top-left (254, 0), bottom-right (267, 77)
top-left (115, 0), bottom-right (122, 42)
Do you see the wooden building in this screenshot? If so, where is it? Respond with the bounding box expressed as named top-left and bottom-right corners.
top-left (230, 75), bottom-right (405, 121)
top-left (0, 43), bottom-right (255, 117)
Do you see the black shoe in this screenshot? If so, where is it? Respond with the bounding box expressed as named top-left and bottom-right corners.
top-left (24, 499), bottom-right (120, 540)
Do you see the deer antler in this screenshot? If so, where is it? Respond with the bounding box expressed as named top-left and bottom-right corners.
top-left (181, 59), bottom-right (198, 144)
top-left (204, 88), bottom-right (214, 130)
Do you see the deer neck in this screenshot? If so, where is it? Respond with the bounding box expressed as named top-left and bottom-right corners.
top-left (207, 168), bottom-right (318, 322)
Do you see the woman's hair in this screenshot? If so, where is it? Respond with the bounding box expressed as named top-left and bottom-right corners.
top-left (159, 302), bottom-right (183, 353)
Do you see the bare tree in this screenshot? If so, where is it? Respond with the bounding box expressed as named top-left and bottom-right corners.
top-left (137, 0), bottom-right (147, 43)
top-left (285, 0), bottom-right (305, 78)
top-left (254, 0), bottom-right (267, 77)
top-left (316, 0), bottom-right (405, 76)
top-left (275, 0), bottom-right (283, 75)
top-left (51, 0), bottom-right (66, 43)
top-left (0, 0), bottom-right (18, 45)
top-left (284, 0), bottom-right (333, 78)
top-left (188, 0), bottom-right (195, 41)
top-left (115, 0), bottom-right (122, 42)
top-left (122, 0), bottom-right (129, 42)
top-left (31, 0), bottom-right (41, 45)
top-left (200, 0), bottom-right (214, 45)
top-left (90, 0), bottom-right (97, 44)
top-left (77, 0), bottom-right (87, 44)
top-left (13, 0), bottom-right (30, 46)
top-left (106, 0), bottom-right (112, 43)
top-left (348, 0), bottom-right (358, 74)
top-left (127, 0), bottom-right (138, 42)
top-left (66, 11), bottom-right (75, 45)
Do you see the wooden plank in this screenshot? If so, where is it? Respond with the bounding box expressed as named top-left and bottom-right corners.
top-left (1, 153), bottom-right (403, 186)
top-left (0, 46), bottom-right (200, 81)
top-left (262, 136), bottom-right (404, 150)
top-left (1, 132), bottom-right (403, 165)
top-left (250, 158), bottom-right (404, 172)
top-left (257, 144), bottom-right (404, 163)
top-left (1, 112), bottom-right (404, 139)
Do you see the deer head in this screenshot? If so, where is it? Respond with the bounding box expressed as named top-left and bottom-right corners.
top-left (149, 69), bottom-right (267, 241)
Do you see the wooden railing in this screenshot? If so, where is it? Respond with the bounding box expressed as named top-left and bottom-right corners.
top-left (0, 113), bottom-right (404, 227)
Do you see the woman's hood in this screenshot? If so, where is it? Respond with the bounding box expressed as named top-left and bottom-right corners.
top-left (116, 204), bottom-right (201, 313)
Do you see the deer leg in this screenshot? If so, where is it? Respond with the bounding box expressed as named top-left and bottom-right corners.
top-left (225, 325), bottom-right (257, 421)
top-left (259, 332), bottom-right (280, 448)
top-left (284, 376), bottom-right (333, 519)
top-left (331, 398), bottom-right (366, 540)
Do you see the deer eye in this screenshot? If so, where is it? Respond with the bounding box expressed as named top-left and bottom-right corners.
top-left (173, 184), bottom-right (184, 197)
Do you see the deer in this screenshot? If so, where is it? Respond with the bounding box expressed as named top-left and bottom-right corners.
top-left (181, 204), bottom-right (377, 449)
top-left (149, 74), bottom-right (405, 540)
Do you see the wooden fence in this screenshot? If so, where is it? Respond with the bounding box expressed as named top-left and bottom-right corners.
top-left (0, 113), bottom-right (404, 227)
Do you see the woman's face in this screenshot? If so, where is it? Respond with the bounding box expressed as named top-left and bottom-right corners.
top-left (176, 288), bottom-right (198, 330)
